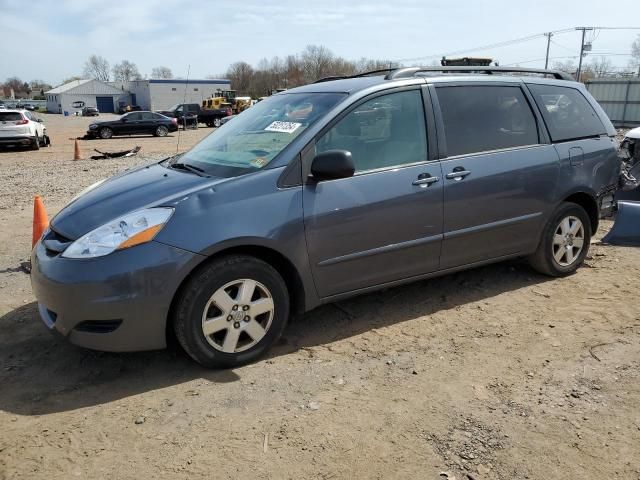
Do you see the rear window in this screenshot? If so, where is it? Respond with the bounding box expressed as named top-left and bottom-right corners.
top-left (436, 85), bottom-right (539, 157)
top-left (0, 112), bottom-right (23, 121)
top-left (527, 84), bottom-right (606, 142)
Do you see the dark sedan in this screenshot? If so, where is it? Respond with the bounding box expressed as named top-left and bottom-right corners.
top-left (86, 111), bottom-right (178, 139)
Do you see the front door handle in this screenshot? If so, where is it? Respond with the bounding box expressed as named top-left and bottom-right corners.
top-left (445, 169), bottom-right (471, 180)
top-left (412, 174), bottom-right (440, 186)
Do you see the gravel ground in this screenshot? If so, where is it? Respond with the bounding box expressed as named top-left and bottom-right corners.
top-left (0, 116), bottom-right (639, 480)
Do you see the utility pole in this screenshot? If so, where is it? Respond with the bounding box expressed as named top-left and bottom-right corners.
top-left (544, 32), bottom-right (553, 69)
top-left (576, 27), bottom-right (594, 82)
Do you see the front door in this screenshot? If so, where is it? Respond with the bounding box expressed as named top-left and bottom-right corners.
top-left (303, 88), bottom-right (443, 298)
top-left (432, 84), bottom-right (559, 269)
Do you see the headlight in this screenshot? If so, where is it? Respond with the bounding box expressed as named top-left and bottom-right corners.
top-left (89, 124), bottom-right (98, 129)
top-left (62, 208), bottom-right (174, 258)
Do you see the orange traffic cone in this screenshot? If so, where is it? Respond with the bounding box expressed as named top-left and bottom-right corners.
top-left (73, 139), bottom-right (82, 160)
top-left (32, 196), bottom-right (49, 248)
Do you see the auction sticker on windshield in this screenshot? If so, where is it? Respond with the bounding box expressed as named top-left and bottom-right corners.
top-left (264, 121), bottom-right (302, 134)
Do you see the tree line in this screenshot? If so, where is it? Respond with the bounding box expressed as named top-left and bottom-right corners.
top-left (3, 35), bottom-right (640, 100)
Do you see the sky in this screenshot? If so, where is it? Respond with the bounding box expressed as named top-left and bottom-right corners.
top-left (1, 0), bottom-right (638, 85)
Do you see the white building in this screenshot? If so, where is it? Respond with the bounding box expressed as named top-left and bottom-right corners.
top-left (46, 78), bottom-right (232, 115)
top-left (111, 79), bottom-right (231, 111)
top-left (45, 79), bottom-right (129, 114)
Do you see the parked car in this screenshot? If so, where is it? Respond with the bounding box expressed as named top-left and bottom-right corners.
top-left (0, 104), bottom-right (6, 110)
top-left (118, 104), bottom-right (142, 114)
top-left (82, 106), bottom-right (99, 117)
top-left (219, 114), bottom-right (235, 126)
top-left (0, 109), bottom-right (47, 149)
top-left (32, 67), bottom-right (621, 368)
top-left (157, 103), bottom-right (231, 128)
top-left (85, 111), bottom-right (178, 139)
top-left (22, 103), bottom-right (35, 111)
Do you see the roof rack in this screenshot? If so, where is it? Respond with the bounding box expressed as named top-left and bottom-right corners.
top-left (385, 66), bottom-right (574, 81)
top-left (313, 68), bottom-right (398, 84)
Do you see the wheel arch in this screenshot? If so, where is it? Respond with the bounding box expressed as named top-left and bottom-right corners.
top-left (562, 191), bottom-right (599, 234)
top-left (166, 244), bottom-right (307, 341)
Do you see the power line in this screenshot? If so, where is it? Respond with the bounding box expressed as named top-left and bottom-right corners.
top-left (393, 26), bottom-right (639, 64)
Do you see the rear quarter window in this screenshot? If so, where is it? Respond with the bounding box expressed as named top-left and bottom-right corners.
top-left (527, 84), bottom-right (606, 142)
top-left (0, 112), bottom-right (23, 121)
top-left (436, 85), bottom-right (539, 157)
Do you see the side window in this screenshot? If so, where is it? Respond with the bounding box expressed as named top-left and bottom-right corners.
top-left (527, 84), bottom-right (606, 142)
top-left (141, 112), bottom-right (154, 120)
top-left (436, 85), bottom-right (539, 157)
top-left (126, 113), bottom-right (142, 121)
top-left (316, 90), bottom-right (427, 172)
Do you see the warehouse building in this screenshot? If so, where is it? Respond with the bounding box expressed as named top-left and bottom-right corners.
top-left (46, 78), bottom-right (231, 114)
top-left (117, 79), bottom-right (231, 111)
top-left (45, 79), bottom-right (129, 114)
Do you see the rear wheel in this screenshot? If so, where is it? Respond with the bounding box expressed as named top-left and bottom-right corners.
top-left (528, 202), bottom-right (591, 276)
top-left (31, 133), bottom-right (40, 150)
top-left (173, 255), bottom-right (290, 368)
top-left (99, 127), bottom-right (113, 139)
top-left (213, 117), bottom-right (222, 128)
top-left (155, 125), bottom-right (169, 137)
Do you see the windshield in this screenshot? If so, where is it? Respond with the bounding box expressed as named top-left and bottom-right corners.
top-left (176, 92), bottom-right (346, 177)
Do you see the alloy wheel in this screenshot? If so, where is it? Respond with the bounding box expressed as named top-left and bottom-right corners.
top-left (201, 279), bottom-right (275, 353)
top-left (552, 215), bottom-right (585, 266)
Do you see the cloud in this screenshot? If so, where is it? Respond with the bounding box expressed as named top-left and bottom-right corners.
top-left (0, 0), bottom-right (637, 84)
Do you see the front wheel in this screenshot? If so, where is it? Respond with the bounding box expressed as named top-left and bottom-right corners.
top-left (155, 125), bottom-right (169, 137)
top-left (99, 127), bottom-right (113, 139)
top-left (528, 202), bottom-right (591, 277)
top-left (173, 255), bottom-right (290, 368)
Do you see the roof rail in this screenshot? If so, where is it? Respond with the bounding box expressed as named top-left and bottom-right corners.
top-left (313, 68), bottom-right (399, 84)
top-left (313, 76), bottom-right (348, 84)
top-left (385, 66), bottom-right (574, 81)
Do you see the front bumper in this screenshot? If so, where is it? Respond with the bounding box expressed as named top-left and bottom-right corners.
top-left (31, 238), bottom-right (204, 352)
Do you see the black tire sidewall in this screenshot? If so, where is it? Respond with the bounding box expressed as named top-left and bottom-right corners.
top-left (175, 256), bottom-right (289, 368)
top-left (542, 203), bottom-right (592, 275)
top-left (156, 126), bottom-right (168, 136)
top-left (213, 118), bottom-right (221, 127)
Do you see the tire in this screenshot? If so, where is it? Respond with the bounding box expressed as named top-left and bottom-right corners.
top-left (213, 118), bottom-right (222, 128)
top-left (173, 255), bottom-right (290, 368)
top-left (99, 127), bottom-right (113, 139)
top-left (155, 125), bottom-right (169, 137)
top-left (528, 202), bottom-right (591, 277)
top-left (31, 133), bottom-right (40, 150)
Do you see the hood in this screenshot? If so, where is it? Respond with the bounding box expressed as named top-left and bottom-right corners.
top-left (51, 163), bottom-right (222, 239)
top-left (625, 127), bottom-right (640, 140)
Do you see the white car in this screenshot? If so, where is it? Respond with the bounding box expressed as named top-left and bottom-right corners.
top-left (0, 109), bottom-right (47, 149)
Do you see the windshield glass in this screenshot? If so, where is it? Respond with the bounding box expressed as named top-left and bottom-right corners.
top-left (177, 92), bottom-right (346, 177)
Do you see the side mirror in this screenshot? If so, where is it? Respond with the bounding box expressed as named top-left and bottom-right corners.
top-left (36, 118), bottom-right (43, 123)
top-left (310, 150), bottom-right (355, 181)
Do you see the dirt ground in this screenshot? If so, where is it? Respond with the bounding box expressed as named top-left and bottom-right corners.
top-left (0, 115), bottom-right (639, 480)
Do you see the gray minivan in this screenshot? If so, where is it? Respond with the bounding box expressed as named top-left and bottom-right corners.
top-left (31, 67), bottom-right (620, 368)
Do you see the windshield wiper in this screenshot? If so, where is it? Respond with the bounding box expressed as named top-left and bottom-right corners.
top-left (168, 162), bottom-right (208, 177)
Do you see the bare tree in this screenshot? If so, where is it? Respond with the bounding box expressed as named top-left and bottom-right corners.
top-left (589, 56), bottom-right (613, 78)
top-left (552, 60), bottom-right (577, 75)
top-left (59, 76), bottom-right (83, 86)
top-left (83, 55), bottom-right (110, 81)
top-left (226, 61), bottom-right (254, 92)
top-left (112, 60), bottom-right (141, 81)
top-left (300, 45), bottom-right (334, 83)
top-left (151, 66), bottom-right (173, 79)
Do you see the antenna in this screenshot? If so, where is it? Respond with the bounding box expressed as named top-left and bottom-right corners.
top-left (176, 64), bottom-right (191, 154)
